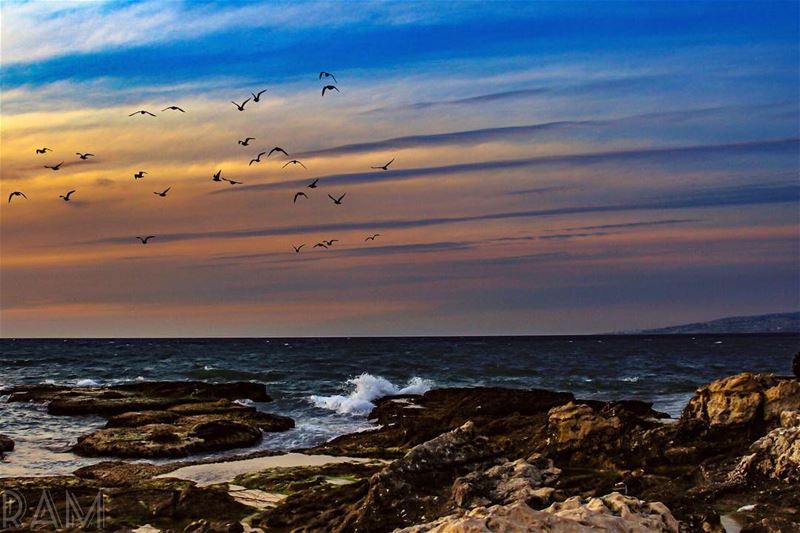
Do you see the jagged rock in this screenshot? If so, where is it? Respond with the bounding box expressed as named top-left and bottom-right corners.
top-left (451, 454), bottom-right (561, 509)
top-left (681, 373), bottom-right (799, 430)
top-left (396, 493), bottom-right (680, 533)
top-left (729, 411), bottom-right (800, 484)
top-left (0, 434), bottom-right (14, 452)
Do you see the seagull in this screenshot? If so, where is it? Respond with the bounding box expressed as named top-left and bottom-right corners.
top-left (238, 137), bottom-right (255, 146)
top-left (161, 106), bottom-right (185, 112)
top-left (268, 147), bottom-right (289, 157)
top-left (322, 85), bottom-right (340, 96)
top-left (212, 170), bottom-right (223, 182)
top-left (136, 236), bottom-right (155, 244)
top-left (371, 158), bottom-right (395, 170)
top-left (224, 178), bottom-right (242, 185)
top-left (231, 98), bottom-right (250, 111)
top-left (76, 152), bottom-right (94, 160)
top-left (293, 192), bottom-right (308, 203)
top-left (283, 159), bottom-right (307, 169)
top-left (313, 243), bottom-right (328, 249)
top-left (319, 71), bottom-right (338, 83)
top-left (59, 190), bottom-right (76, 202)
top-left (292, 244), bottom-right (305, 253)
top-left (251, 89), bottom-right (267, 102)
top-left (129, 110), bottom-right (156, 116)
top-left (134, 171), bottom-right (147, 179)
top-left (249, 152), bottom-right (267, 166)
top-left (308, 178), bottom-right (319, 189)
top-left (323, 239), bottom-right (339, 247)
top-left (328, 193), bottom-right (346, 205)
top-left (365, 234), bottom-right (381, 241)
top-left (44, 161), bottom-right (64, 171)
top-left (8, 191), bottom-right (27, 203)
top-left (35, 148), bottom-right (52, 154)
top-left (154, 187), bottom-right (171, 197)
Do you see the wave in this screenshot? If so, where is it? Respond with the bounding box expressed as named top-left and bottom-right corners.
top-left (186, 366), bottom-right (286, 382)
top-left (309, 373), bottom-right (433, 416)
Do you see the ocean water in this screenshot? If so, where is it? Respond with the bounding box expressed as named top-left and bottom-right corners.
top-left (1, 335), bottom-right (797, 477)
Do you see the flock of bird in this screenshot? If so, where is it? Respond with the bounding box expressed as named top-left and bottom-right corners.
top-left (8, 72), bottom-right (389, 254)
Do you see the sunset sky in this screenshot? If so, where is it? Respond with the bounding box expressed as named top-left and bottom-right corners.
top-left (1, 1), bottom-right (798, 337)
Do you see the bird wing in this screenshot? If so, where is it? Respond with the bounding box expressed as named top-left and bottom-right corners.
top-left (145, 111), bottom-right (156, 116)
top-left (249, 159), bottom-right (257, 166)
top-left (282, 161), bottom-right (292, 168)
top-left (66, 190), bottom-right (76, 198)
top-left (247, 137), bottom-right (255, 141)
top-left (128, 111), bottom-right (139, 116)
top-left (385, 158), bottom-right (395, 167)
top-left (257, 90), bottom-right (266, 97)
top-left (331, 74), bottom-right (338, 83)
top-left (161, 107), bottom-right (170, 111)
top-left (8, 193), bottom-right (13, 203)
top-left (322, 87), bottom-right (328, 96)
top-left (231, 101), bottom-right (241, 107)
top-left (297, 161), bottom-right (307, 168)
top-left (164, 187), bottom-right (171, 193)
top-left (328, 194), bottom-right (336, 201)
top-left (338, 193), bottom-right (346, 201)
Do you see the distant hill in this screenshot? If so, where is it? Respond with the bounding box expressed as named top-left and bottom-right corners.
top-left (631, 312), bottom-right (800, 334)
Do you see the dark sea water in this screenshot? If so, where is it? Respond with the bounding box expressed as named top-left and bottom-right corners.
top-left (1, 335), bottom-right (798, 477)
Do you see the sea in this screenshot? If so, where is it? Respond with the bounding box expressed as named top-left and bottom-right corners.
top-left (1, 334), bottom-right (798, 477)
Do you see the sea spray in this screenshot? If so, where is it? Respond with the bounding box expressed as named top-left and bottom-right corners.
top-left (310, 373), bottom-right (433, 416)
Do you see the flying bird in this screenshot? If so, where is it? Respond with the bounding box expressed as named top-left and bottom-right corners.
top-left (293, 244), bottom-right (305, 253)
top-left (76, 152), bottom-right (94, 160)
top-left (307, 178), bottom-right (319, 189)
top-left (293, 192), bottom-right (308, 203)
top-left (328, 193), bottom-right (346, 205)
top-left (44, 161), bottom-right (64, 171)
top-left (238, 137), bottom-right (255, 146)
top-left (154, 187), bottom-right (171, 197)
top-left (323, 239), bottom-right (339, 247)
top-left (251, 89), bottom-right (267, 102)
top-left (212, 170), bottom-right (224, 182)
top-left (319, 71), bottom-right (338, 83)
top-left (35, 148), bottom-right (52, 154)
top-left (231, 98), bottom-right (250, 111)
top-left (249, 151), bottom-right (267, 166)
top-left (129, 110), bottom-right (156, 116)
top-left (136, 236), bottom-right (155, 244)
top-left (282, 159), bottom-right (307, 169)
top-left (59, 190), bottom-right (76, 202)
top-left (371, 157), bottom-right (395, 170)
top-left (268, 147), bottom-right (289, 157)
top-left (365, 234), bottom-right (381, 241)
top-left (313, 243), bottom-right (328, 249)
top-left (224, 178), bottom-right (242, 185)
top-left (161, 106), bottom-right (185, 112)
top-left (134, 171), bottom-right (147, 179)
top-left (322, 85), bottom-right (340, 96)
top-left (8, 191), bottom-right (27, 203)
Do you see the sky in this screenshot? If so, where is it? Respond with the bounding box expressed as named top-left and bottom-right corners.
top-left (0, 0), bottom-right (798, 337)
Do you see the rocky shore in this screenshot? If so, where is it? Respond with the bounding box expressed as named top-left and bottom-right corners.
top-left (0, 355), bottom-right (798, 532)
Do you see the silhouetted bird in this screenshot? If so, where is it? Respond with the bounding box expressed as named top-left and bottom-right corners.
top-left (212, 170), bottom-right (223, 182)
top-left (308, 178), bottom-right (319, 189)
top-left (323, 239), bottom-right (339, 246)
top-left (129, 110), bottom-right (156, 116)
top-left (154, 187), bottom-right (171, 197)
top-left (59, 190), bottom-right (76, 202)
top-left (76, 152), bottom-right (94, 160)
top-left (238, 137), bottom-right (255, 146)
top-left (313, 243), bottom-right (328, 249)
top-left (328, 193), bottom-right (346, 205)
top-left (249, 151), bottom-right (267, 166)
top-left (136, 236), bottom-right (155, 244)
top-left (35, 148), bottom-right (52, 154)
top-left (268, 147), bottom-right (289, 157)
top-left (322, 85), bottom-right (340, 96)
top-left (294, 192), bottom-right (308, 203)
top-left (319, 71), bottom-right (338, 83)
top-left (134, 171), bottom-right (147, 179)
top-left (161, 106), bottom-right (185, 112)
top-left (224, 178), bottom-right (242, 185)
top-left (231, 98), bottom-right (250, 111)
top-left (44, 161), bottom-right (64, 171)
top-left (293, 244), bottom-right (305, 253)
top-left (8, 191), bottom-right (27, 203)
top-left (283, 159), bottom-right (307, 169)
top-left (371, 158), bottom-right (395, 170)
top-left (365, 234), bottom-right (381, 241)
top-left (251, 89), bottom-right (267, 102)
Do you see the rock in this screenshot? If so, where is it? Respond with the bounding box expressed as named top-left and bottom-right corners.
top-left (0, 434), bottom-right (14, 452)
top-left (794, 352), bottom-right (800, 379)
top-left (451, 454), bottom-right (561, 509)
top-left (681, 373), bottom-right (799, 430)
top-left (396, 493), bottom-right (680, 533)
top-left (729, 411), bottom-right (800, 484)
top-left (233, 461), bottom-right (384, 495)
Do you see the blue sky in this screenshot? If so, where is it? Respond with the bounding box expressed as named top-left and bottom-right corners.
top-left (1, 0), bottom-right (798, 336)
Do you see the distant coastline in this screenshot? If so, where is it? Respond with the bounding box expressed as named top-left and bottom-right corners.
top-left (620, 311), bottom-right (800, 335)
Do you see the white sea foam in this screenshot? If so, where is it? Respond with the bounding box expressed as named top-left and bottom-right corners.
top-left (309, 373), bottom-right (433, 416)
top-left (76, 378), bottom-right (100, 387)
top-left (620, 376), bottom-right (640, 382)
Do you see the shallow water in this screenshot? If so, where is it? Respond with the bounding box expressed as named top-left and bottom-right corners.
top-left (1, 334), bottom-right (797, 477)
